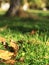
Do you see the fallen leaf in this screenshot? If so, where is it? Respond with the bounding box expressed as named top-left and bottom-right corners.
top-left (30, 30), bottom-right (36, 35)
top-left (0, 50), bottom-right (14, 60)
top-left (5, 59), bottom-right (16, 64)
top-left (10, 40), bottom-right (19, 52)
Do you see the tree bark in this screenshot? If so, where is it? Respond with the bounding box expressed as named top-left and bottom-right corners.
top-left (5, 0), bottom-right (20, 16)
top-left (0, 1), bottom-right (2, 7)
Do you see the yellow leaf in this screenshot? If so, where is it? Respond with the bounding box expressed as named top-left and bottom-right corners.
top-left (0, 50), bottom-right (14, 60)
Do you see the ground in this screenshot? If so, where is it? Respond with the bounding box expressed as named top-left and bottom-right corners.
top-left (0, 10), bottom-right (49, 65)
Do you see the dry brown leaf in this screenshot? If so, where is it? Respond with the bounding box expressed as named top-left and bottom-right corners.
top-left (10, 40), bottom-right (19, 51)
top-left (5, 59), bottom-right (16, 64)
top-left (1, 59), bottom-right (16, 65)
top-left (0, 50), bottom-right (14, 60)
top-left (30, 30), bottom-right (36, 35)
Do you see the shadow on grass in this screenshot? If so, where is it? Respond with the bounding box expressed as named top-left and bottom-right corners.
top-left (0, 16), bottom-right (49, 34)
top-left (9, 26), bottom-right (34, 33)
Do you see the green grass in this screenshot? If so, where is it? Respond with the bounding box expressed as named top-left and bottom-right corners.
top-left (0, 9), bottom-right (6, 15)
top-left (27, 9), bottom-right (49, 17)
top-left (0, 10), bottom-right (49, 65)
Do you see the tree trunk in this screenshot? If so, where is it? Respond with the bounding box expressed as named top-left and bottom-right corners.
top-left (0, 1), bottom-right (2, 7)
top-left (5, 0), bottom-right (20, 16)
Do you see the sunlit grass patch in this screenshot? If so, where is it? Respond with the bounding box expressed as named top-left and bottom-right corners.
top-left (0, 10), bottom-right (49, 65)
top-left (27, 9), bottom-right (49, 17)
top-left (0, 8), bottom-right (6, 15)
